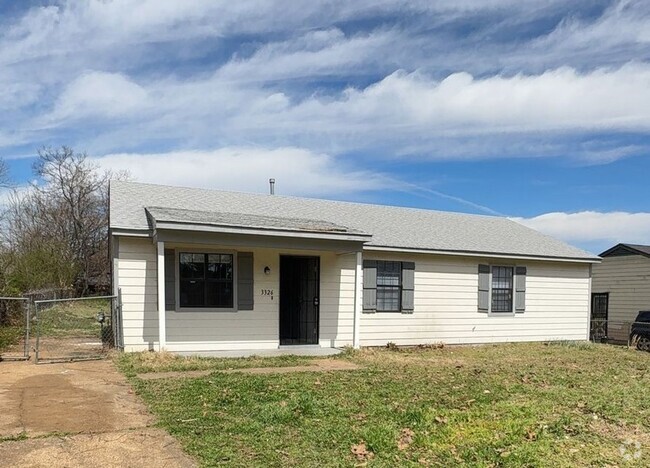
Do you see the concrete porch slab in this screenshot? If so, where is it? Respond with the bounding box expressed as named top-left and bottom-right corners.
top-left (175, 346), bottom-right (343, 358)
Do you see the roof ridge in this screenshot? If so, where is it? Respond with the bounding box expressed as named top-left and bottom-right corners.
top-left (113, 179), bottom-right (502, 220)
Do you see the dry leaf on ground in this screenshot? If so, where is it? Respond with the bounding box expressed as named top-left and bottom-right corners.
top-left (351, 442), bottom-right (374, 461)
top-left (397, 428), bottom-right (415, 450)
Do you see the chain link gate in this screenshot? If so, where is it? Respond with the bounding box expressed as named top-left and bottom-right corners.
top-left (0, 297), bottom-right (31, 361)
top-left (34, 295), bottom-right (122, 363)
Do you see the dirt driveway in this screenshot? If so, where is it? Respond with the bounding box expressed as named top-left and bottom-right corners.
top-left (0, 359), bottom-right (196, 467)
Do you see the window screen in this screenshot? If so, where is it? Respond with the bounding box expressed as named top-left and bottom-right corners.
top-left (376, 261), bottom-right (402, 312)
top-left (491, 266), bottom-right (513, 313)
top-left (179, 253), bottom-right (233, 308)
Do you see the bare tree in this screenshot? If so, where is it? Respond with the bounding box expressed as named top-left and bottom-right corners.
top-left (0, 158), bottom-right (8, 188)
top-left (1, 146), bottom-right (128, 295)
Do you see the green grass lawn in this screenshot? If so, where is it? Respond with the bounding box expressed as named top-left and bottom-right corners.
top-left (118, 343), bottom-right (650, 467)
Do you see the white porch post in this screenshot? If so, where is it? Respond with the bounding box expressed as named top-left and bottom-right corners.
top-left (157, 241), bottom-right (166, 351)
top-left (352, 250), bottom-right (363, 349)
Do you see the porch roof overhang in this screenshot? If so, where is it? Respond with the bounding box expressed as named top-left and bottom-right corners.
top-left (144, 206), bottom-right (372, 245)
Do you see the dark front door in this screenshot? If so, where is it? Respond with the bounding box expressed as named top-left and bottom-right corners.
top-left (280, 256), bottom-right (320, 345)
top-left (590, 293), bottom-right (609, 341)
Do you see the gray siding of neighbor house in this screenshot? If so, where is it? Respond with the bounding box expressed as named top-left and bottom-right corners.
top-left (592, 254), bottom-right (650, 341)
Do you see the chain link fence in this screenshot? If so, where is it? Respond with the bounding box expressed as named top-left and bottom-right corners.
top-left (0, 297), bottom-right (32, 361)
top-left (590, 319), bottom-right (650, 350)
top-left (34, 294), bottom-right (122, 363)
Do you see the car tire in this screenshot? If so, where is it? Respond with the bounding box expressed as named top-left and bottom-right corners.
top-left (635, 335), bottom-right (650, 352)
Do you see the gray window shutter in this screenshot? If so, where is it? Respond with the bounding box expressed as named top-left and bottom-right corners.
top-left (362, 260), bottom-right (377, 313)
top-left (164, 249), bottom-right (175, 311)
top-left (478, 264), bottom-right (490, 312)
top-left (237, 252), bottom-right (254, 310)
top-left (401, 262), bottom-right (415, 313)
top-left (515, 266), bottom-right (526, 313)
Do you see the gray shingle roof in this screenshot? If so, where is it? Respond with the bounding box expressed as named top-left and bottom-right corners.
top-left (145, 206), bottom-right (368, 235)
top-left (110, 180), bottom-right (599, 261)
top-left (625, 244), bottom-right (650, 256)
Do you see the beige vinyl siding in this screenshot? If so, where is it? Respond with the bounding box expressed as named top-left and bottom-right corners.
top-left (592, 255), bottom-right (650, 341)
top-left (117, 236), bottom-right (591, 352)
top-left (116, 236), bottom-right (355, 352)
top-left (116, 237), bottom-right (158, 351)
top-left (360, 252), bottom-right (590, 346)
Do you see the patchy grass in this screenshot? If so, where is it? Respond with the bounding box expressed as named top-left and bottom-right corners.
top-left (0, 326), bottom-right (23, 352)
top-left (0, 300), bottom-right (27, 353)
top-left (36, 299), bottom-right (109, 338)
top-left (117, 350), bottom-right (325, 377)
top-left (118, 343), bottom-right (650, 467)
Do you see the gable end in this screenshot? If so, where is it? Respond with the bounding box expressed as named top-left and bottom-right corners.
top-left (600, 243), bottom-right (650, 259)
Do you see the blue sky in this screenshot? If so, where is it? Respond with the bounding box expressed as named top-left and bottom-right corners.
top-left (0, 0), bottom-right (649, 254)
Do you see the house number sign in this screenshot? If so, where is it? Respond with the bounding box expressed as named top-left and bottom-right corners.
top-left (261, 289), bottom-right (274, 299)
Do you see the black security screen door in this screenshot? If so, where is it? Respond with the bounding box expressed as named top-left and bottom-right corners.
top-left (280, 256), bottom-right (320, 345)
top-left (590, 293), bottom-right (609, 341)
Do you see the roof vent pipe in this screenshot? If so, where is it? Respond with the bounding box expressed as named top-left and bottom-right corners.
top-left (269, 178), bottom-right (275, 195)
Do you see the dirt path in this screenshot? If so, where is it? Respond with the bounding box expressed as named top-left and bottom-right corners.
top-left (0, 360), bottom-right (196, 467)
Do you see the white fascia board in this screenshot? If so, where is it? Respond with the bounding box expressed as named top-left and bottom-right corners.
top-left (110, 228), bottom-right (152, 237)
top-left (363, 245), bottom-right (601, 264)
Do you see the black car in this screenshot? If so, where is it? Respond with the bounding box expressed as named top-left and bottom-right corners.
top-left (630, 311), bottom-right (650, 351)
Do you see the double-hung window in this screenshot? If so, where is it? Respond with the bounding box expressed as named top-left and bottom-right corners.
top-left (179, 253), bottom-right (234, 308)
top-left (376, 261), bottom-right (402, 312)
top-left (478, 264), bottom-right (526, 314)
top-left (491, 266), bottom-right (514, 313)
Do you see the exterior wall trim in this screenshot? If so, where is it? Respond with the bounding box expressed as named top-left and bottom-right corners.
top-left (363, 245), bottom-right (600, 264)
top-left (157, 240), bottom-right (166, 350)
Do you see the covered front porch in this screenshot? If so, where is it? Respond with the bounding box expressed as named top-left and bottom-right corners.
top-left (144, 206), bottom-right (369, 353)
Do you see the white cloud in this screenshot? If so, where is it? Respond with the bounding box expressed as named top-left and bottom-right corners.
top-left (0, 0), bottom-right (563, 63)
top-left (92, 147), bottom-right (388, 196)
top-left (534, 0), bottom-right (650, 53)
top-left (274, 64), bottom-right (650, 135)
top-left (44, 63), bottom-right (650, 160)
top-left (0, 0), bottom-right (648, 164)
top-left (513, 211), bottom-right (650, 246)
top-left (216, 28), bottom-right (402, 83)
top-left (48, 71), bottom-right (148, 121)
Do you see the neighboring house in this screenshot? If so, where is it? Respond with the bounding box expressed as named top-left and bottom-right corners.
top-left (109, 181), bottom-right (600, 353)
top-left (591, 244), bottom-right (650, 342)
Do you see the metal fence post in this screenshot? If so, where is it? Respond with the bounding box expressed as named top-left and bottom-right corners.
top-left (117, 288), bottom-right (123, 351)
top-left (34, 302), bottom-right (40, 364)
top-left (628, 321), bottom-right (632, 349)
top-left (24, 300), bottom-right (30, 359)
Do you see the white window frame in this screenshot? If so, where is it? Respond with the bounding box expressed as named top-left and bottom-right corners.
top-left (488, 264), bottom-right (516, 317)
top-left (175, 248), bottom-right (238, 313)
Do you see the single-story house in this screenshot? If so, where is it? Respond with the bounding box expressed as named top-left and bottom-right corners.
top-left (109, 180), bottom-right (600, 353)
top-left (591, 243), bottom-right (650, 342)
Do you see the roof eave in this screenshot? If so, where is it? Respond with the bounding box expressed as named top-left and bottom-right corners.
top-left (363, 245), bottom-right (601, 263)
top-left (109, 227), bottom-right (599, 262)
